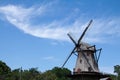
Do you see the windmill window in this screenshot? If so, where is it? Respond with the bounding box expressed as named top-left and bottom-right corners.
top-left (80, 59), bottom-right (82, 63)
top-left (88, 67), bottom-right (92, 72)
top-left (77, 68), bottom-right (81, 73)
top-left (87, 53), bottom-right (90, 56)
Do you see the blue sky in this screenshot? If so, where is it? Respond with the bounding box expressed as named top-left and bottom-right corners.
top-left (0, 0), bottom-right (120, 73)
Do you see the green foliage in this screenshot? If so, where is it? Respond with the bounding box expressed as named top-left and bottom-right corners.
top-left (0, 60), bottom-right (11, 75)
top-left (51, 67), bottom-right (71, 80)
top-left (109, 74), bottom-right (117, 80)
top-left (22, 68), bottom-right (40, 80)
top-left (114, 65), bottom-right (120, 74)
top-left (114, 65), bottom-right (120, 80)
top-left (0, 61), bottom-right (71, 80)
top-left (40, 70), bottom-right (57, 80)
top-left (3, 60), bottom-right (120, 80)
top-left (0, 60), bottom-right (11, 80)
top-left (9, 69), bottom-right (21, 80)
top-left (39, 67), bottom-right (71, 80)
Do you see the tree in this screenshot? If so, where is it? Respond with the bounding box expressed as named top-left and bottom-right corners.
top-left (0, 60), bottom-right (11, 80)
top-left (0, 60), bottom-right (11, 75)
top-left (114, 65), bottom-right (120, 74)
top-left (0, 61), bottom-right (72, 80)
top-left (39, 67), bottom-right (71, 80)
top-left (22, 68), bottom-right (40, 80)
top-left (9, 69), bottom-right (21, 80)
top-left (40, 70), bottom-right (57, 80)
top-left (51, 67), bottom-right (71, 80)
top-left (28, 68), bottom-right (40, 80)
top-left (114, 65), bottom-right (120, 80)
top-left (109, 74), bottom-right (117, 80)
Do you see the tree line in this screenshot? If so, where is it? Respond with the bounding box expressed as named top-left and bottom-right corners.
top-left (0, 60), bottom-right (71, 80)
top-left (0, 60), bottom-right (120, 80)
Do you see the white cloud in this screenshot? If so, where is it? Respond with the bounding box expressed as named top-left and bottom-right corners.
top-left (0, 4), bottom-right (120, 43)
top-left (43, 56), bottom-right (55, 60)
top-left (82, 18), bottom-right (120, 43)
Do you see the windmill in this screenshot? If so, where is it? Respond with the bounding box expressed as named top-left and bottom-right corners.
top-left (62, 20), bottom-right (109, 76)
top-left (62, 20), bottom-right (102, 73)
top-left (62, 20), bottom-right (110, 80)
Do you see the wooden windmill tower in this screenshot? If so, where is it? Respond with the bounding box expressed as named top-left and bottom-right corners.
top-left (62, 20), bottom-right (109, 80)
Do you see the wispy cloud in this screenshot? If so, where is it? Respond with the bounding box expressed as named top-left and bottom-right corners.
top-left (43, 56), bottom-right (55, 60)
top-left (83, 18), bottom-right (120, 43)
top-left (0, 4), bottom-right (120, 43)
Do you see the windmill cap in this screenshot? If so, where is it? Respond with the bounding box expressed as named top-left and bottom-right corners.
top-left (80, 42), bottom-right (94, 51)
